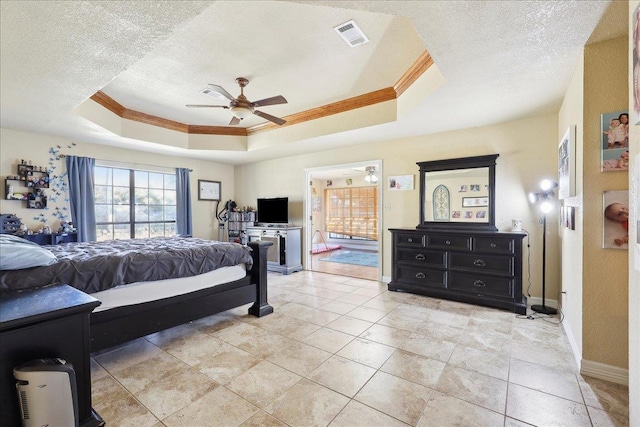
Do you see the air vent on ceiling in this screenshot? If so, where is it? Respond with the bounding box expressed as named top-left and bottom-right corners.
top-left (334, 19), bottom-right (369, 47)
top-left (200, 87), bottom-right (226, 101)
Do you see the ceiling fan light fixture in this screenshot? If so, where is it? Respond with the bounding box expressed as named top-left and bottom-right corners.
top-left (231, 106), bottom-right (252, 120)
top-left (364, 166), bottom-right (378, 183)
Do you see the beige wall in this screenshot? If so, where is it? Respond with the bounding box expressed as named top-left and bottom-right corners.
top-left (582, 36), bottom-right (629, 370)
top-left (628, 2), bottom-right (639, 424)
top-left (0, 128), bottom-right (234, 240)
top-left (235, 114), bottom-right (561, 301)
top-left (558, 50), bottom-right (585, 362)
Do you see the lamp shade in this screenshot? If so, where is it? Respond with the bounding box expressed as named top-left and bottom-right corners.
top-left (231, 106), bottom-right (252, 119)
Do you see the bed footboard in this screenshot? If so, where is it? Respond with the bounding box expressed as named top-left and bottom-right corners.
top-left (90, 240), bottom-right (273, 352)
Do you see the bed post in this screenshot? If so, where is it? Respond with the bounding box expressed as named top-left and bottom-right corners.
top-left (248, 241), bottom-right (274, 317)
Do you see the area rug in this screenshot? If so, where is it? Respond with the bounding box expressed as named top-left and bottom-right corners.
top-left (319, 250), bottom-right (378, 268)
top-left (311, 243), bottom-right (342, 254)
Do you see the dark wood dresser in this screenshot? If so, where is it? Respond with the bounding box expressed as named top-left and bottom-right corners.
top-left (389, 228), bottom-right (527, 314)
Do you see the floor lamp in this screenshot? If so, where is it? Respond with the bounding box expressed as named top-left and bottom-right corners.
top-left (528, 179), bottom-right (558, 315)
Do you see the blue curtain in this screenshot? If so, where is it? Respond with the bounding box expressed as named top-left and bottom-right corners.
top-left (66, 156), bottom-right (96, 242)
top-left (176, 168), bottom-right (193, 236)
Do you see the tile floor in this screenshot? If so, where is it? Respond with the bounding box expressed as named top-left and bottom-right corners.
top-left (91, 271), bottom-right (629, 427)
top-left (310, 250), bottom-right (378, 281)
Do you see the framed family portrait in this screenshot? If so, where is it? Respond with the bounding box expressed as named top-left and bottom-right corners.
top-left (558, 125), bottom-right (575, 199)
top-left (462, 197), bottom-right (488, 207)
top-left (602, 190), bottom-right (628, 250)
top-left (600, 110), bottom-right (629, 172)
top-left (198, 180), bottom-right (221, 201)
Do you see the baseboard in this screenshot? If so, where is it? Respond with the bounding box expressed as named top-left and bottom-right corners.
top-left (561, 319), bottom-right (582, 370)
top-left (527, 296), bottom-right (558, 309)
top-left (581, 359), bottom-right (629, 386)
top-left (381, 275), bottom-right (391, 284)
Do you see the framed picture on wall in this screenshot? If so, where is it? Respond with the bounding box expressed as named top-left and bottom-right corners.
top-left (558, 125), bottom-right (576, 199)
top-left (600, 110), bottom-right (629, 172)
top-left (634, 4), bottom-right (640, 125)
top-left (198, 180), bottom-right (221, 201)
top-left (602, 190), bottom-right (628, 250)
top-left (462, 197), bottom-right (488, 207)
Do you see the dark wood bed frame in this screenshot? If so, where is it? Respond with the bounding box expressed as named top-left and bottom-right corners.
top-left (89, 240), bottom-right (273, 352)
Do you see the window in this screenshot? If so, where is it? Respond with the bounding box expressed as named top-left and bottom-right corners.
top-left (94, 166), bottom-right (177, 240)
top-left (325, 186), bottom-right (378, 240)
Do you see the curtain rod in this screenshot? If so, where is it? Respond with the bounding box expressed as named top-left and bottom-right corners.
top-left (58, 154), bottom-right (193, 172)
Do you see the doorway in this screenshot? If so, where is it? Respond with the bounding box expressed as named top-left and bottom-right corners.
top-left (304, 160), bottom-right (382, 281)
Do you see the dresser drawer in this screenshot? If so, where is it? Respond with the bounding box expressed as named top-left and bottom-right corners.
top-left (395, 233), bottom-right (425, 247)
top-left (449, 272), bottom-right (513, 297)
top-left (474, 237), bottom-right (514, 254)
top-left (397, 247), bottom-right (446, 267)
top-left (396, 265), bottom-right (446, 288)
top-left (450, 253), bottom-right (513, 275)
top-left (427, 235), bottom-right (471, 250)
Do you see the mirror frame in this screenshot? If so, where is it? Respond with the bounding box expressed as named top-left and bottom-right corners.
top-left (418, 154), bottom-right (499, 232)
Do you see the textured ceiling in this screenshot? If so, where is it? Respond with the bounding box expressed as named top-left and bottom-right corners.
top-left (0, 1), bottom-right (622, 165)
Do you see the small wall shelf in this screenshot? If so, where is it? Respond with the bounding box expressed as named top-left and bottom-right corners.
top-left (4, 162), bottom-right (49, 209)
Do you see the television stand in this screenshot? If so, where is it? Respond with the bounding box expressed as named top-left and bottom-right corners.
top-left (246, 226), bottom-right (302, 274)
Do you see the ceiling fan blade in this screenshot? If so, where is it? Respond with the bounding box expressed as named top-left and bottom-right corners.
top-left (254, 110), bottom-right (286, 126)
top-left (251, 95), bottom-right (288, 107)
top-left (185, 104), bottom-right (229, 108)
top-left (229, 116), bottom-right (241, 126)
top-left (207, 84), bottom-right (236, 102)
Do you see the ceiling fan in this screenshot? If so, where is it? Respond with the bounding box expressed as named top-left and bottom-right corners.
top-left (186, 77), bottom-right (288, 126)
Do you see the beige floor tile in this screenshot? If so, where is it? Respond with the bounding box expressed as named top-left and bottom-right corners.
top-left (96, 394), bottom-right (159, 427)
top-left (329, 400), bottom-right (410, 427)
top-left (435, 365), bottom-right (507, 413)
top-left (307, 355), bottom-right (376, 397)
top-left (346, 305), bottom-right (388, 322)
top-left (111, 352), bottom-right (191, 394)
top-left (94, 338), bottom-right (164, 373)
top-left (448, 345), bottom-right (510, 380)
top-left (378, 312), bottom-right (424, 332)
top-left (302, 327), bottom-right (355, 353)
top-left (90, 357), bottom-right (109, 381)
top-left (266, 341), bottom-right (332, 376)
top-left (465, 316), bottom-right (513, 335)
top-left (413, 320), bottom-right (464, 342)
top-left (91, 375), bottom-right (133, 412)
top-left (276, 302), bottom-right (315, 317)
top-left (354, 371), bottom-right (432, 425)
top-left (197, 346), bottom-right (261, 384)
top-left (416, 391), bottom-right (504, 427)
top-left (359, 323), bottom-right (412, 347)
top-left (211, 321), bottom-right (269, 346)
top-left (504, 417), bottom-right (536, 427)
top-left (509, 358), bottom-right (582, 402)
top-left (262, 315), bottom-right (322, 340)
top-left (240, 410), bottom-right (289, 427)
top-left (424, 309), bottom-right (470, 329)
top-left (336, 337), bottom-right (395, 368)
top-left (190, 314), bottom-right (243, 334)
top-left (361, 297), bottom-right (401, 313)
top-left (399, 333), bottom-right (457, 363)
top-left (163, 335), bottom-right (233, 367)
top-left (163, 386), bottom-right (259, 427)
top-left (326, 315), bottom-right (374, 336)
top-left (588, 406), bottom-right (630, 427)
top-left (510, 340), bottom-right (578, 373)
top-left (506, 383), bottom-right (591, 427)
top-left (145, 323), bottom-right (208, 349)
top-left (295, 308), bottom-right (342, 326)
top-left (265, 378), bottom-right (350, 427)
top-left (381, 349), bottom-right (446, 388)
top-left (392, 304), bottom-right (435, 321)
top-left (579, 375), bottom-right (630, 417)
top-left (237, 331), bottom-right (296, 359)
top-left (336, 292), bottom-right (373, 306)
top-left (321, 300), bottom-right (360, 315)
top-left (227, 360), bottom-right (302, 408)
top-left (456, 329), bottom-right (512, 355)
top-left (134, 369), bottom-right (217, 419)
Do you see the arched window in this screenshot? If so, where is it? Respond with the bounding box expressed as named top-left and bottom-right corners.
top-left (433, 185), bottom-right (450, 221)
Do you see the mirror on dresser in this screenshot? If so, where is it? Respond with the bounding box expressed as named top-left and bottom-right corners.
top-left (418, 154), bottom-right (499, 232)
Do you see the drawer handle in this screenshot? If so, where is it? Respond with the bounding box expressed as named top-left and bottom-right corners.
top-left (473, 259), bottom-right (486, 267)
top-left (407, 238), bottom-right (413, 243)
top-left (416, 272), bottom-right (426, 279)
top-left (415, 253), bottom-right (426, 261)
top-left (473, 280), bottom-right (486, 287)
top-left (445, 240), bottom-right (451, 245)
top-left (490, 243), bottom-right (497, 248)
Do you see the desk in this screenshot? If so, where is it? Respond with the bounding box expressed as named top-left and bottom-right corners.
top-left (0, 285), bottom-right (103, 426)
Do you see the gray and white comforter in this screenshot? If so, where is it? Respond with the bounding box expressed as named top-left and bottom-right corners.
top-left (0, 237), bottom-right (253, 294)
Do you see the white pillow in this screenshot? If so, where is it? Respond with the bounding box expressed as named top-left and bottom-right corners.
top-left (0, 234), bottom-right (58, 270)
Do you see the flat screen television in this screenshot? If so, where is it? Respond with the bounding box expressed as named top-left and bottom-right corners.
top-left (257, 197), bottom-right (289, 225)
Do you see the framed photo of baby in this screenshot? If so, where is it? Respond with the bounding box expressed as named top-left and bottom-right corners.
top-left (602, 190), bottom-right (629, 250)
top-left (600, 110), bottom-right (629, 172)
